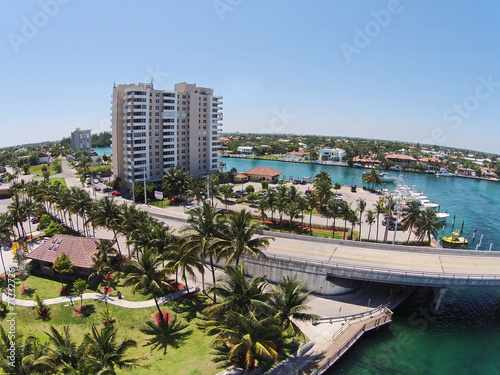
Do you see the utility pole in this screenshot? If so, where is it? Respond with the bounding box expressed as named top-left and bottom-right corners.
top-left (143, 166), bottom-right (147, 205)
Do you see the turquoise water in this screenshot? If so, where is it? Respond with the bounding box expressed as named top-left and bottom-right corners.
top-left (222, 158), bottom-right (500, 251)
top-left (223, 157), bottom-right (500, 374)
top-left (92, 146), bottom-right (112, 156)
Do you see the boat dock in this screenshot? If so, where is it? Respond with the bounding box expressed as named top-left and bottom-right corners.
top-left (265, 306), bottom-right (393, 375)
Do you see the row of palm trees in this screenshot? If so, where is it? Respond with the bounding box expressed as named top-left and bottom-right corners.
top-left (204, 264), bottom-right (317, 372)
top-left (0, 324), bottom-right (141, 375)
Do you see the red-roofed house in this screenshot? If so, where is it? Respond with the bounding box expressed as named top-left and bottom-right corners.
top-left (239, 166), bottom-right (283, 182)
top-left (27, 235), bottom-right (101, 277)
top-left (385, 154), bottom-right (417, 167)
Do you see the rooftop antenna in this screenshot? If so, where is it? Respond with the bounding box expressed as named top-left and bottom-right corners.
top-left (113, 81), bottom-right (116, 88)
top-left (151, 78), bottom-right (153, 85)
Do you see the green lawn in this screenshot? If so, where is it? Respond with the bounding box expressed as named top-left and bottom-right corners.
top-left (150, 199), bottom-right (170, 208)
top-left (16, 275), bottom-right (68, 300)
top-left (49, 177), bottom-right (67, 187)
top-left (3, 296), bottom-right (221, 375)
top-left (30, 163), bottom-right (59, 177)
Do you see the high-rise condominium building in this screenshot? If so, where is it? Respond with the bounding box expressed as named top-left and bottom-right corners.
top-left (111, 82), bottom-right (223, 188)
top-left (71, 128), bottom-right (92, 153)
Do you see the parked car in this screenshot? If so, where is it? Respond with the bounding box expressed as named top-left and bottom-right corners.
top-left (103, 187), bottom-right (112, 193)
top-left (30, 216), bottom-right (41, 224)
top-left (388, 221), bottom-right (404, 231)
top-left (94, 186), bottom-right (101, 191)
top-left (158, 221), bottom-right (170, 229)
top-left (111, 190), bottom-right (121, 196)
top-left (382, 217), bottom-right (398, 226)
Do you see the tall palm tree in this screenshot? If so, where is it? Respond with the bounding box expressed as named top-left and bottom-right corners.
top-left (265, 188), bottom-right (277, 223)
top-left (275, 194), bottom-right (288, 232)
top-left (205, 311), bottom-right (280, 373)
top-left (124, 247), bottom-right (171, 319)
top-left (84, 325), bottom-right (141, 374)
top-left (306, 191), bottom-right (319, 235)
top-left (401, 200), bottom-right (422, 243)
top-left (257, 196), bottom-right (270, 224)
top-left (162, 166), bottom-right (190, 201)
top-left (374, 197), bottom-right (386, 242)
top-left (340, 201), bottom-right (351, 239)
top-left (383, 197), bottom-right (396, 243)
top-left (357, 198), bottom-right (366, 240)
top-left (327, 199), bottom-right (341, 238)
top-left (183, 202), bottom-right (224, 301)
top-left (204, 264), bottom-right (273, 318)
top-left (7, 194), bottom-right (26, 238)
top-left (218, 184), bottom-right (234, 209)
top-left (365, 210), bottom-right (376, 241)
top-left (0, 213), bottom-right (14, 275)
top-left (166, 240), bottom-right (204, 291)
top-left (44, 325), bottom-right (86, 370)
top-left (88, 196), bottom-right (123, 255)
top-left (285, 201), bottom-right (300, 233)
top-left (414, 208), bottom-right (442, 244)
top-left (217, 210), bottom-right (273, 265)
top-left (347, 209), bottom-right (358, 240)
top-left (296, 196), bottom-right (308, 233)
top-left (270, 276), bottom-right (319, 341)
top-left (313, 179), bottom-right (332, 210)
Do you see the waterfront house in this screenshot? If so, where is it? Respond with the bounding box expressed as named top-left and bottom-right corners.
top-left (352, 156), bottom-right (380, 168)
top-left (456, 167), bottom-right (476, 177)
top-left (385, 154), bottom-right (417, 167)
top-left (237, 146), bottom-right (255, 155)
top-left (27, 235), bottom-right (102, 277)
top-left (238, 166), bottom-right (283, 182)
top-left (319, 148), bottom-right (346, 162)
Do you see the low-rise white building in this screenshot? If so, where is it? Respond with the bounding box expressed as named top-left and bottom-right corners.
top-left (318, 148), bottom-right (346, 162)
top-left (237, 146), bottom-right (255, 155)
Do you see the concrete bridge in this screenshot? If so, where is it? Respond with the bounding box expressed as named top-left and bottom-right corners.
top-left (240, 230), bottom-right (500, 293)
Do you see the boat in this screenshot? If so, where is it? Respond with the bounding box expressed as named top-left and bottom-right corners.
top-left (436, 168), bottom-right (456, 177)
top-left (353, 163), bottom-right (363, 168)
top-left (380, 172), bottom-right (396, 183)
top-left (441, 231), bottom-right (468, 246)
top-left (435, 212), bottom-right (451, 222)
top-left (391, 165), bottom-right (402, 172)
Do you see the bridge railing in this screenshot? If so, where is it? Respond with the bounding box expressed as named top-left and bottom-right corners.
top-left (252, 253), bottom-right (500, 281)
top-left (313, 304), bottom-right (392, 325)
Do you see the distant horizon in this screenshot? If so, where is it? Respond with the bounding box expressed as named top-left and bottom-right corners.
top-left (2, 132), bottom-right (498, 158)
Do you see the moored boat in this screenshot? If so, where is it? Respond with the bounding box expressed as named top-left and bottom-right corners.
top-left (441, 231), bottom-right (468, 246)
top-left (436, 168), bottom-right (456, 177)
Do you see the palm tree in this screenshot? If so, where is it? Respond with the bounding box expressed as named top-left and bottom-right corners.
top-left (275, 194), bottom-right (288, 232)
top-left (124, 248), bottom-right (171, 320)
top-left (327, 199), bottom-right (341, 238)
top-left (296, 196), bottom-right (308, 233)
top-left (374, 197), bottom-right (386, 242)
top-left (313, 178), bottom-right (332, 210)
top-left (401, 200), bottom-right (422, 243)
top-left (84, 325), bottom-right (141, 374)
top-left (205, 311), bottom-right (280, 373)
top-left (414, 208), bottom-right (442, 244)
top-left (218, 184), bottom-right (234, 209)
top-left (285, 201), bottom-right (300, 233)
top-left (340, 201), bottom-right (351, 239)
top-left (7, 194), bottom-right (26, 238)
top-left (217, 210), bottom-right (273, 265)
top-left (265, 188), bottom-right (277, 223)
top-left (383, 197), bottom-right (396, 243)
top-left (306, 191), bottom-right (318, 235)
top-left (270, 276), bottom-right (319, 341)
top-left (89, 197), bottom-right (123, 255)
top-left (365, 210), bottom-right (376, 241)
top-left (44, 325), bottom-right (85, 370)
top-left (162, 166), bottom-right (190, 201)
top-left (0, 213), bottom-right (14, 275)
top-left (204, 263), bottom-right (273, 318)
top-left (357, 198), bottom-right (366, 240)
top-left (183, 202), bottom-right (224, 301)
top-left (139, 314), bottom-right (191, 355)
top-left (347, 209), bottom-right (358, 240)
top-left (166, 241), bottom-right (204, 291)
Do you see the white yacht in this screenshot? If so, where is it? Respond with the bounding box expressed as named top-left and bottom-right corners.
top-left (380, 172), bottom-right (397, 183)
top-left (436, 168), bottom-right (456, 177)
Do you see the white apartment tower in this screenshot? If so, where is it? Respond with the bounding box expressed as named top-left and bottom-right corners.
top-left (71, 128), bottom-right (91, 153)
top-left (111, 82), bottom-right (223, 188)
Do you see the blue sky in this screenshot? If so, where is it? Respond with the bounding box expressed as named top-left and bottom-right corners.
top-left (1, 0), bottom-right (499, 153)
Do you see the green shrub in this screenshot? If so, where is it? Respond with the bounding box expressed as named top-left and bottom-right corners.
top-left (235, 197), bottom-right (246, 204)
top-left (38, 214), bottom-right (52, 230)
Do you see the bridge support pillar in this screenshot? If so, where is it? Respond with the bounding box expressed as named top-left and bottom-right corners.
top-left (434, 288), bottom-right (447, 311)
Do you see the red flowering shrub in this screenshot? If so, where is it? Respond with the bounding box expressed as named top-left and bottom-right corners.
top-left (152, 311), bottom-right (171, 326)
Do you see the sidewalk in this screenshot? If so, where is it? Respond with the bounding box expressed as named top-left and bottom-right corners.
top-left (1, 287), bottom-right (198, 308)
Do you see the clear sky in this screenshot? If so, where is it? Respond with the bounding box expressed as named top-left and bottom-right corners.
top-left (1, 0), bottom-right (499, 153)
